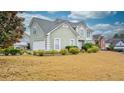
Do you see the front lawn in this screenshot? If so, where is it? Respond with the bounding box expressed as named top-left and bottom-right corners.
top-left (0, 51), bottom-right (124, 80)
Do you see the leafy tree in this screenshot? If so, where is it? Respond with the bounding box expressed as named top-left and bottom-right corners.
top-left (0, 11), bottom-right (25, 48)
top-left (113, 34), bottom-right (119, 38)
top-left (120, 33), bottom-right (124, 39)
top-left (113, 33), bottom-right (124, 39)
top-left (95, 39), bottom-right (100, 47)
top-left (82, 43), bottom-right (94, 51)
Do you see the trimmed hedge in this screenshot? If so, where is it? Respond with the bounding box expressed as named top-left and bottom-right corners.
top-left (82, 43), bottom-right (99, 53)
top-left (87, 48), bottom-right (92, 53)
top-left (69, 47), bottom-right (80, 54)
top-left (87, 46), bottom-right (99, 53)
top-left (65, 46), bottom-right (78, 50)
top-left (0, 47), bottom-right (21, 55)
top-left (37, 50), bottom-right (44, 56)
top-left (33, 50), bottom-right (37, 55)
top-left (33, 50), bottom-right (44, 56)
top-left (60, 49), bottom-right (68, 55)
top-left (82, 43), bottom-right (94, 51)
top-left (33, 50), bottom-right (59, 56)
top-left (9, 48), bottom-right (21, 55)
top-left (0, 44), bottom-right (99, 56)
top-left (24, 50), bottom-right (32, 55)
top-left (49, 50), bottom-right (58, 55)
top-left (3, 48), bottom-right (10, 55)
top-left (0, 48), bottom-right (4, 55)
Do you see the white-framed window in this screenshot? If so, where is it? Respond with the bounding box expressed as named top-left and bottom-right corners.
top-left (32, 27), bottom-right (36, 34)
top-left (54, 38), bottom-right (61, 50)
top-left (70, 39), bottom-right (75, 45)
top-left (87, 32), bottom-right (90, 38)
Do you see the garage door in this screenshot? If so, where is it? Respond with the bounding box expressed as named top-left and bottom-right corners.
top-left (33, 41), bottom-right (45, 50)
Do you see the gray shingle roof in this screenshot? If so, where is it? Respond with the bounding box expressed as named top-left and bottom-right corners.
top-left (106, 39), bottom-right (124, 46)
top-left (31, 17), bottom-right (92, 34)
top-left (32, 17), bottom-right (60, 34)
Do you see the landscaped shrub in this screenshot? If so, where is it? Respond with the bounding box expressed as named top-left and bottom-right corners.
top-left (0, 48), bottom-right (4, 55)
top-left (19, 49), bottom-right (26, 55)
top-left (87, 48), bottom-right (92, 53)
top-left (0, 47), bottom-right (22, 56)
top-left (44, 51), bottom-right (51, 55)
top-left (107, 44), bottom-right (114, 51)
top-left (9, 48), bottom-right (21, 55)
top-left (82, 43), bottom-right (94, 51)
top-left (37, 50), bottom-right (44, 56)
top-left (92, 46), bottom-right (99, 53)
top-left (69, 47), bottom-right (80, 54)
top-left (25, 50), bottom-right (32, 55)
top-left (33, 50), bottom-right (44, 56)
top-left (60, 49), bottom-right (68, 55)
top-left (33, 50), bottom-right (38, 56)
top-left (65, 46), bottom-right (78, 50)
top-left (81, 43), bottom-right (99, 53)
top-left (3, 48), bottom-right (10, 55)
top-left (87, 46), bottom-right (99, 53)
top-left (49, 50), bottom-right (58, 55)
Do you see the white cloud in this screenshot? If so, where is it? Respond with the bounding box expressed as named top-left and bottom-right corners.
top-left (18, 12), bottom-right (53, 24)
top-left (91, 24), bottom-right (113, 31)
top-left (68, 11), bottom-right (116, 20)
top-left (114, 21), bottom-right (120, 25)
top-left (114, 21), bottom-right (124, 25)
top-left (17, 12), bottom-right (54, 34)
top-left (91, 22), bottom-right (124, 38)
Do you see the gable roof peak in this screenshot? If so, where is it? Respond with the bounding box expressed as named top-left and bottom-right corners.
top-left (30, 17), bottom-right (92, 34)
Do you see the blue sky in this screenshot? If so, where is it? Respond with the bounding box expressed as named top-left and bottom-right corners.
top-left (19, 11), bottom-right (124, 38)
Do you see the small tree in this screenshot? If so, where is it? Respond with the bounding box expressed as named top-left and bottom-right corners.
top-left (120, 33), bottom-right (124, 39)
top-left (0, 11), bottom-right (25, 48)
top-left (113, 34), bottom-right (119, 38)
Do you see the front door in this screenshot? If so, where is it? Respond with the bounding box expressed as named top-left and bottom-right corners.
top-left (54, 38), bottom-right (61, 50)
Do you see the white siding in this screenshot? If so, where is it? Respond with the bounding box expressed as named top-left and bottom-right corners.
top-left (32, 41), bottom-right (45, 50)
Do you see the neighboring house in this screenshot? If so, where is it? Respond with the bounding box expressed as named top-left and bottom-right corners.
top-left (93, 34), bottom-right (102, 42)
top-left (106, 39), bottom-right (124, 51)
top-left (93, 34), bottom-right (106, 50)
top-left (99, 35), bottom-right (106, 50)
top-left (92, 34), bottom-right (102, 45)
top-left (14, 33), bottom-right (30, 49)
top-left (29, 18), bottom-right (93, 50)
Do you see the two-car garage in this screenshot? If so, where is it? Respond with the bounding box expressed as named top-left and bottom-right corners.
top-left (32, 41), bottom-right (45, 50)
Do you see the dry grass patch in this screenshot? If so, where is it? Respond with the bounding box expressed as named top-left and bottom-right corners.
top-left (0, 51), bottom-right (124, 80)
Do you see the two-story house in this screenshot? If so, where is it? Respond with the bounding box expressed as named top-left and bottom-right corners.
top-left (29, 18), bottom-right (93, 50)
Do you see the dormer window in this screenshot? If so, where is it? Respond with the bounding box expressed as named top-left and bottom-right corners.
top-left (32, 27), bottom-right (36, 34)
